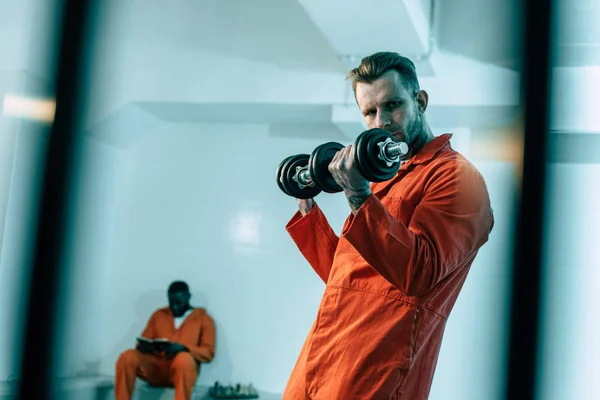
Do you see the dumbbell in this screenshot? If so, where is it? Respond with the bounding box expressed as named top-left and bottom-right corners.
top-left (276, 128), bottom-right (409, 199)
top-left (276, 142), bottom-right (345, 199)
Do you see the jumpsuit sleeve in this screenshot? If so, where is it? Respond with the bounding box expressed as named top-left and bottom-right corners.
top-left (187, 313), bottom-right (216, 363)
top-left (286, 203), bottom-right (340, 283)
top-left (342, 161), bottom-right (494, 297)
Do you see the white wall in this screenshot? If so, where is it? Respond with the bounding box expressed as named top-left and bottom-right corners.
top-left (54, 137), bottom-right (128, 379)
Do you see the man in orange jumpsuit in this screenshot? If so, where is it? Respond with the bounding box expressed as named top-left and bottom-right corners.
top-left (283, 52), bottom-right (494, 399)
top-left (115, 281), bottom-right (216, 400)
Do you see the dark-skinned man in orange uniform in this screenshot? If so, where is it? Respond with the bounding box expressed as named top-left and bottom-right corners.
top-left (115, 281), bottom-right (216, 400)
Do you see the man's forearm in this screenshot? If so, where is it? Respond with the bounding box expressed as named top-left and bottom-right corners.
top-left (298, 198), bottom-right (316, 216)
top-left (345, 189), bottom-right (372, 214)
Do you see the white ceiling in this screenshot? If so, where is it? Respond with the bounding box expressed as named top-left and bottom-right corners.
top-left (297, 0), bottom-right (431, 59)
top-left (127, 0), bottom-right (347, 73)
top-left (80, 0), bottom-right (522, 144)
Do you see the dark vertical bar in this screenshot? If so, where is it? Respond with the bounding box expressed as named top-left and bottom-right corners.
top-left (506, 0), bottom-right (554, 399)
top-left (17, 1), bottom-right (92, 399)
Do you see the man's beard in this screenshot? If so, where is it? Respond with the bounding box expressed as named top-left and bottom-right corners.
top-left (401, 113), bottom-right (426, 161)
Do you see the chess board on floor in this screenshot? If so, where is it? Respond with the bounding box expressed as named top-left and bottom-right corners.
top-left (208, 382), bottom-right (259, 399)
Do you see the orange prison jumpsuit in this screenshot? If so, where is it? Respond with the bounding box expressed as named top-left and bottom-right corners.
top-left (115, 307), bottom-right (216, 400)
top-left (283, 134), bottom-right (494, 399)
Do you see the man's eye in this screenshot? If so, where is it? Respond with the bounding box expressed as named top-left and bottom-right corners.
top-left (388, 101), bottom-right (401, 108)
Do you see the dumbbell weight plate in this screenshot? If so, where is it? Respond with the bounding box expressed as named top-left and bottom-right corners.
top-left (354, 128), bottom-right (400, 182)
top-left (276, 155), bottom-right (295, 196)
top-left (309, 142), bottom-right (344, 194)
top-left (277, 154), bottom-right (322, 199)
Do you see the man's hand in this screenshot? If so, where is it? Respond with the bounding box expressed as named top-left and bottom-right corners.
top-left (164, 342), bottom-right (189, 356)
top-left (328, 145), bottom-right (372, 213)
top-left (280, 174), bottom-right (316, 216)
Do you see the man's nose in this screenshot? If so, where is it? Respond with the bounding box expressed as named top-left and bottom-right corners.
top-left (375, 112), bottom-right (392, 129)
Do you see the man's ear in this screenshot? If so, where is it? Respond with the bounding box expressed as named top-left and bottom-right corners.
top-left (416, 90), bottom-right (429, 113)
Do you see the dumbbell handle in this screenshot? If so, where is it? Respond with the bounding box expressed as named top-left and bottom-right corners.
top-left (294, 168), bottom-right (313, 188)
top-left (292, 138), bottom-right (408, 189)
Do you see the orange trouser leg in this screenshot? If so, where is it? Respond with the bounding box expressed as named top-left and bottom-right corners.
top-left (169, 352), bottom-right (200, 400)
top-left (115, 349), bottom-right (170, 400)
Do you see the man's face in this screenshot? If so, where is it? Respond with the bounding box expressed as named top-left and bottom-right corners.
top-left (355, 70), bottom-right (423, 148)
top-left (168, 291), bottom-right (190, 317)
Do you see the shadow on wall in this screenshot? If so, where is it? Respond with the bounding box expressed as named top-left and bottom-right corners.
top-left (98, 289), bottom-right (233, 385)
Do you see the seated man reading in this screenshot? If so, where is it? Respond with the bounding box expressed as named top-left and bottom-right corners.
top-left (115, 281), bottom-right (216, 400)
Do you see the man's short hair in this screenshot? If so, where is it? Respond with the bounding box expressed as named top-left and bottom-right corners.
top-left (346, 52), bottom-right (420, 96)
top-left (168, 281), bottom-right (189, 294)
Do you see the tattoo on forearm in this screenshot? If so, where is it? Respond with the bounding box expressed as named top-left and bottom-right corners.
top-left (347, 192), bottom-right (371, 214)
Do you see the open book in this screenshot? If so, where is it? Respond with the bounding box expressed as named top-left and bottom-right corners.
top-left (136, 337), bottom-right (170, 352)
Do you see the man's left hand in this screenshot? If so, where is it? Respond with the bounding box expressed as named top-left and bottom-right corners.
top-left (328, 144), bottom-right (371, 195)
